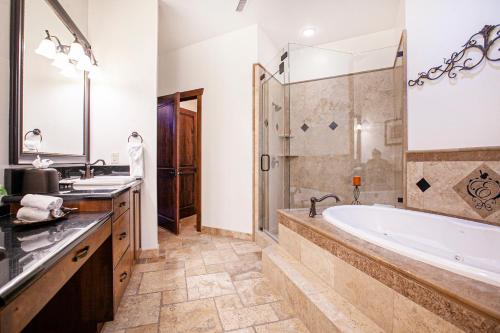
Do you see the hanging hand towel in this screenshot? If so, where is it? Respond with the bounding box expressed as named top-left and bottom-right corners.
top-left (128, 141), bottom-right (144, 178)
top-left (20, 194), bottom-right (63, 211)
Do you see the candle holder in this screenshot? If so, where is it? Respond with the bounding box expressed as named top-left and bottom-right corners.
top-left (352, 185), bottom-right (361, 205)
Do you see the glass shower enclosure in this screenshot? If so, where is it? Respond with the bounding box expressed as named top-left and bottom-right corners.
top-left (258, 40), bottom-right (405, 240)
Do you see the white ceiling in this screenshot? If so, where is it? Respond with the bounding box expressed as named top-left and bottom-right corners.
top-left (158, 0), bottom-right (402, 54)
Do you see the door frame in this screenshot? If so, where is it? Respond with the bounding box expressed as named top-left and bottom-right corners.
top-left (162, 88), bottom-right (203, 232)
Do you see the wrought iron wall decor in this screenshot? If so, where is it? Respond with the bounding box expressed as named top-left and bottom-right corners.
top-left (409, 24), bottom-right (500, 86)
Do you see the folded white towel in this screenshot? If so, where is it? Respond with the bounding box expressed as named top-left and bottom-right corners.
top-left (128, 141), bottom-right (144, 178)
top-left (17, 207), bottom-right (52, 222)
top-left (20, 194), bottom-right (63, 210)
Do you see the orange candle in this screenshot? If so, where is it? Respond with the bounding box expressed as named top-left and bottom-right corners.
top-left (352, 176), bottom-right (362, 186)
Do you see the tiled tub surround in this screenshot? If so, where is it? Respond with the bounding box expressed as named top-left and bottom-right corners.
top-left (406, 148), bottom-right (500, 225)
top-left (288, 67), bottom-right (404, 208)
top-left (265, 209), bottom-right (500, 332)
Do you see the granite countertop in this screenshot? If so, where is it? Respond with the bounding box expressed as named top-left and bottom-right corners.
top-left (0, 211), bottom-right (112, 306)
top-left (1, 180), bottom-right (142, 203)
top-left (278, 208), bottom-right (500, 322)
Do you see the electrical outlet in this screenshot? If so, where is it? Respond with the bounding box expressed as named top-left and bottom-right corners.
top-left (111, 152), bottom-right (120, 164)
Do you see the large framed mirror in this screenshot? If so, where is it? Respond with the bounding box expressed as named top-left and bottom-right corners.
top-left (10, 0), bottom-right (92, 164)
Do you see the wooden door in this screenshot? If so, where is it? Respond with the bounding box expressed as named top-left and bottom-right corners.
top-left (178, 108), bottom-right (197, 219)
top-left (157, 93), bottom-right (181, 233)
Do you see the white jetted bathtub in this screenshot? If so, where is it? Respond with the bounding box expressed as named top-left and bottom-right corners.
top-left (322, 205), bottom-right (500, 287)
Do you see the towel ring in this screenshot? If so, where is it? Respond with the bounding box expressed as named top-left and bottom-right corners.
top-left (24, 128), bottom-right (43, 142)
top-left (128, 131), bottom-right (143, 143)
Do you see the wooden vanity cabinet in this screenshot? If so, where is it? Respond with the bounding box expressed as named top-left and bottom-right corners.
top-left (60, 184), bottom-right (142, 314)
top-left (110, 184), bottom-right (141, 312)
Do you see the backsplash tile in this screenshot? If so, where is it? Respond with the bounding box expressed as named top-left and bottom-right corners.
top-left (406, 150), bottom-right (500, 225)
top-left (453, 163), bottom-right (500, 219)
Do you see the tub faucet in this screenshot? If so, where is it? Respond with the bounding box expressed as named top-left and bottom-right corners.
top-left (309, 194), bottom-right (340, 217)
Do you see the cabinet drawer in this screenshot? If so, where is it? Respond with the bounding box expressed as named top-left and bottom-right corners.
top-left (113, 246), bottom-right (132, 313)
top-left (0, 218), bottom-right (112, 333)
top-left (113, 190), bottom-right (130, 221)
top-left (112, 212), bottom-right (130, 268)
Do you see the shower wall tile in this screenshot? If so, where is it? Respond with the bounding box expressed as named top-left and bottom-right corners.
top-left (406, 150), bottom-right (500, 225)
top-left (288, 68), bottom-right (404, 207)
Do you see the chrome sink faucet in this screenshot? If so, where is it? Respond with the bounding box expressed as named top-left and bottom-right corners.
top-left (80, 159), bottom-right (107, 179)
top-left (309, 194), bottom-right (341, 217)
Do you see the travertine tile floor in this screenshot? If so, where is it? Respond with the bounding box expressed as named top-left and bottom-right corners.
top-left (103, 218), bottom-right (310, 333)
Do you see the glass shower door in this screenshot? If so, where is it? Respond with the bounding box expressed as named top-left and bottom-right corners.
top-left (259, 47), bottom-right (290, 240)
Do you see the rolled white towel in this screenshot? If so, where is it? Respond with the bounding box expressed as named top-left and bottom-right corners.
top-left (16, 207), bottom-right (51, 222)
top-left (20, 194), bottom-right (63, 210)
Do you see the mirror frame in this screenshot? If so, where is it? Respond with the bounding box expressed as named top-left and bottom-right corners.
top-left (9, 0), bottom-right (90, 164)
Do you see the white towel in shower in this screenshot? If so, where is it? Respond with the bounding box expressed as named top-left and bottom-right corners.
top-left (128, 141), bottom-right (144, 178)
top-left (20, 194), bottom-right (63, 210)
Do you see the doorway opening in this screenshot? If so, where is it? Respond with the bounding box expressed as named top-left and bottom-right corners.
top-left (157, 89), bottom-right (203, 235)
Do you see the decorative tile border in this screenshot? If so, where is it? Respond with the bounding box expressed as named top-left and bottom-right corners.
top-left (406, 148), bottom-right (500, 225)
top-left (406, 147), bottom-right (500, 162)
top-left (201, 226), bottom-right (253, 241)
top-left (278, 211), bottom-right (500, 332)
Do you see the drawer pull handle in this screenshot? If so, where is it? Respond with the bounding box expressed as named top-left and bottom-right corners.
top-left (119, 201), bottom-right (127, 207)
top-left (72, 246), bottom-right (90, 262)
top-left (120, 272), bottom-right (128, 282)
top-left (119, 232), bottom-right (127, 240)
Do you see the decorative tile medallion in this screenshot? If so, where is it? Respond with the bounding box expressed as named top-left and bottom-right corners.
top-left (328, 121), bottom-right (338, 131)
top-left (416, 178), bottom-right (431, 192)
top-left (453, 163), bottom-right (500, 218)
top-left (300, 123), bottom-right (309, 132)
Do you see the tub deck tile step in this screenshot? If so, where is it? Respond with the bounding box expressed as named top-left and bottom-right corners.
top-left (263, 245), bottom-right (385, 333)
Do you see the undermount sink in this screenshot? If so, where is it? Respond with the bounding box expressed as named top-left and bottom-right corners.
top-left (73, 176), bottom-right (136, 187)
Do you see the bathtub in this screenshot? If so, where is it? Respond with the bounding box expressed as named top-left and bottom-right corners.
top-left (322, 205), bottom-right (500, 287)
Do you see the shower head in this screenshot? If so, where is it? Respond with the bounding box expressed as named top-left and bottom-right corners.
top-left (236, 0), bottom-right (247, 12)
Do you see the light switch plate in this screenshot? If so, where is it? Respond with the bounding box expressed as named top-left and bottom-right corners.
top-left (111, 152), bottom-right (120, 164)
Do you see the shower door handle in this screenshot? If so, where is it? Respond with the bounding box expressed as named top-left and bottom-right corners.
top-left (261, 154), bottom-right (270, 172)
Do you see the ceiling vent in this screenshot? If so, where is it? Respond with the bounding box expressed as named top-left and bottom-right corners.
top-left (236, 0), bottom-right (247, 12)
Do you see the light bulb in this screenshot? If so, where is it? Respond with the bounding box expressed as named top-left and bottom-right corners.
top-left (51, 51), bottom-right (70, 69)
top-left (88, 63), bottom-right (100, 79)
top-left (76, 54), bottom-right (92, 72)
top-left (35, 38), bottom-right (56, 59)
top-left (68, 40), bottom-right (85, 61)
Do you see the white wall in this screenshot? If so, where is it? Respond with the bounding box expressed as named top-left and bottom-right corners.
top-left (88, 0), bottom-right (158, 249)
top-left (289, 29), bottom-right (401, 83)
top-left (0, 0), bottom-right (9, 185)
top-left (158, 25), bottom-right (258, 234)
top-left (406, 0), bottom-right (500, 150)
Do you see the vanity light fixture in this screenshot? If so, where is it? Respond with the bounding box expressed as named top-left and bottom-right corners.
top-left (35, 29), bottom-right (99, 79)
top-left (35, 31), bottom-right (56, 59)
top-left (76, 54), bottom-right (92, 71)
top-left (68, 35), bottom-right (85, 61)
top-left (51, 51), bottom-right (70, 70)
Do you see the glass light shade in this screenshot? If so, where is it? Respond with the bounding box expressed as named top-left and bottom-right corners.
top-left (35, 38), bottom-right (56, 59)
top-left (68, 41), bottom-right (85, 61)
top-left (76, 54), bottom-right (92, 71)
top-left (51, 51), bottom-right (70, 69)
top-left (88, 63), bottom-right (100, 79)
top-left (61, 65), bottom-right (77, 78)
